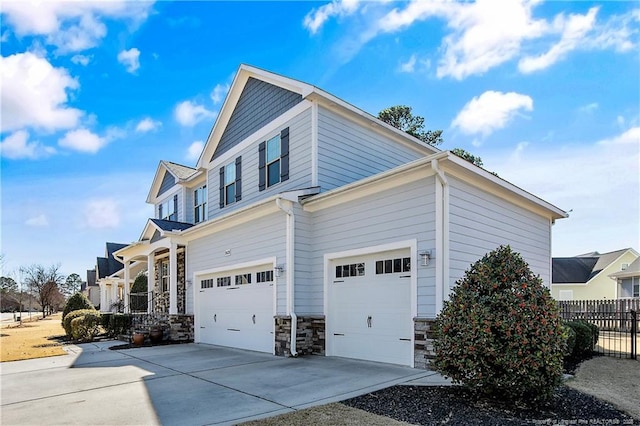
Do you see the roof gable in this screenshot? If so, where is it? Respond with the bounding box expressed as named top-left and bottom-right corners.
top-left (139, 218), bottom-right (194, 242)
top-left (146, 161), bottom-right (197, 203)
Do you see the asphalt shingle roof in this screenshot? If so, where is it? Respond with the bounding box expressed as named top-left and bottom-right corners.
top-left (552, 257), bottom-right (599, 283)
top-left (163, 161), bottom-right (196, 180)
top-left (150, 218), bottom-right (194, 232)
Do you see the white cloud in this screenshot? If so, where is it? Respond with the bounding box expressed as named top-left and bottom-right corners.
top-left (71, 54), bottom-right (91, 66)
top-left (0, 130), bottom-right (56, 160)
top-left (186, 141), bottom-right (204, 162)
top-left (0, 52), bottom-right (83, 132)
top-left (174, 101), bottom-right (216, 127)
top-left (84, 199), bottom-right (120, 229)
top-left (135, 117), bottom-right (161, 133)
top-left (117, 48), bottom-right (140, 73)
top-left (399, 54), bottom-right (416, 73)
top-left (58, 128), bottom-right (107, 153)
top-left (583, 9), bottom-right (639, 53)
top-left (304, 0), bottom-right (360, 34)
top-left (579, 103), bottom-right (599, 114)
top-left (25, 214), bottom-right (49, 227)
top-left (487, 127), bottom-right (640, 256)
top-left (519, 7), bottom-right (598, 73)
top-left (210, 83), bottom-right (230, 104)
top-left (452, 91), bottom-right (533, 137)
top-left (1, 1), bottom-right (154, 53)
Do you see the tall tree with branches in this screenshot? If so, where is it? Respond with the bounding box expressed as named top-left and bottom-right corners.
top-left (378, 105), bottom-right (443, 146)
top-left (63, 273), bottom-right (83, 298)
top-left (20, 264), bottom-right (64, 318)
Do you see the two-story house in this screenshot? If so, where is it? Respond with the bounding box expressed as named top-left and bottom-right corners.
top-left (111, 64), bottom-right (566, 368)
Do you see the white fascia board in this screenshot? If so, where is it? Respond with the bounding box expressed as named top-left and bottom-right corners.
top-left (306, 91), bottom-right (439, 157)
top-left (440, 153), bottom-right (568, 221)
top-left (112, 240), bottom-right (149, 263)
top-left (146, 161), bottom-right (169, 204)
top-left (552, 282), bottom-right (589, 286)
top-left (302, 152), bottom-right (447, 212)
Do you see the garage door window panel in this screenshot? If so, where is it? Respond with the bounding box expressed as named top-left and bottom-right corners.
top-left (376, 257), bottom-right (411, 275)
top-left (235, 274), bottom-right (251, 285)
top-left (335, 263), bottom-right (365, 279)
top-left (217, 276), bottom-right (231, 287)
top-left (256, 270), bottom-right (273, 283)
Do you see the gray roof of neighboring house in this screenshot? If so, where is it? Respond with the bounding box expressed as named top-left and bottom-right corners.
top-left (86, 269), bottom-right (97, 287)
top-left (163, 161), bottom-right (196, 180)
top-left (552, 257), bottom-right (599, 283)
top-left (97, 242), bottom-right (128, 279)
top-left (150, 218), bottom-right (194, 232)
top-left (610, 257), bottom-right (640, 279)
top-left (554, 248), bottom-right (634, 283)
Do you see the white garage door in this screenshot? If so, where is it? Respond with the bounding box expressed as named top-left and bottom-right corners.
top-left (328, 248), bottom-right (412, 366)
top-left (198, 264), bottom-right (274, 353)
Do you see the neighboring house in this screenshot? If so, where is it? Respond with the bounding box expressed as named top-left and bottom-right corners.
top-left (610, 257), bottom-right (640, 299)
top-left (95, 242), bottom-right (145, 312)
top-left (108, 64), bottom-right (566, 368)
top-left (84, 269), bottom-right (100, 308)
top-left (552, 248), bottom-right (639, 301)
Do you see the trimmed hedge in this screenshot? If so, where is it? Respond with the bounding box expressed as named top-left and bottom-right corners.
top-left (565, 320), bottom-right (598, 358)
top-left (107, 313), bottom-right (132, 337)
top-left (63, 309), bottom-right (100, 338)
top-left (432, 246), bottom-right (566, 406)
top-left (70, 311), bottom-right (101, 341)
top-left (563, 324), bottom-right (577, 357)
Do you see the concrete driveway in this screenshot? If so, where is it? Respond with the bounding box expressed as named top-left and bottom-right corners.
top-left (0, 342), bottom-right (432, 425)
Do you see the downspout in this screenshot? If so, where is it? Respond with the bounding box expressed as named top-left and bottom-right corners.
top-left (276, 197), bottom-right (298, 357)
top-left (431, 159), bottom-right (449, 313)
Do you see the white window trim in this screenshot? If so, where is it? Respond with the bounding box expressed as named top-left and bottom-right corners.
top-left (194, 185), bottom-right (207, 223)
top-left (266, 134), bottom-right (281, 188)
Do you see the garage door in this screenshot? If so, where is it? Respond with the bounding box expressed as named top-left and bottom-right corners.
top-left (198, 264), bottom-right (274, 353)
top-left (328, 248), bottom-right (412, 366)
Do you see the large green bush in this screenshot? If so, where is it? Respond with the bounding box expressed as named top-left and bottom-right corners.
top-left (107, 313), bottom-right (132, 337)
top-left (62, 293), bottom-right (94, 324)
top-left (563, 324), bottom-right (577, 357)
top-left (63, 309), bottom-right (100, 337)
top-left (565, 320), bottom-right (597, 358)
top-left (432, 246), bottom-right (566, 405)
top-left (70, 311), bottom-right (102, 341)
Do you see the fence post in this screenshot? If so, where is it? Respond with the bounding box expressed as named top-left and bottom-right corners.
top-left (631, 310), bottom-right (637, 360)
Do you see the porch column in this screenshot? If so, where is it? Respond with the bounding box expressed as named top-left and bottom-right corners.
top-left (169, 242), bottom-right (178, 315)
top-left (123, 259), bottom-right (130, 313)
top-left (147, 253), bottom-right (154, 314)
top-left (110, 281), bottom-right (117, 311)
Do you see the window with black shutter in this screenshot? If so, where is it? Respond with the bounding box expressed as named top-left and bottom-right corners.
top-left (220, 157), bottom-right (242, 207)
top-left (259, 127), bottom-right (289, 191)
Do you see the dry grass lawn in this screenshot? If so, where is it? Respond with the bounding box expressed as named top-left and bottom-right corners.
top-left (0, 313), bottom-right (67, 362)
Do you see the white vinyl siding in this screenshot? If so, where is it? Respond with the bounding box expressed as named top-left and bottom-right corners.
top-left (317, 106), bottom-right (426, 191)
top-left (448, 176), bottom-right (552, 288)
top-left (207, 108), bottom-right (312, 221)
top-left (186, 212), bottom-right (287, 314)
top-left (306, 177), bottom-right (436, 316)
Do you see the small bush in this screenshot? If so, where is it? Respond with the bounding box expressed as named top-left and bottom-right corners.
top-left (563, 324), bottom-right (576, 357)
top-left (432, 246), bottom-right (566, 406)
top-left (62, 293), bottom-right (94, 326)
top-left (108, 313), bottom-right (132, 337)
top-left (101, 312), bottom-right (113, 330)
top-left (565, 320), bottom-right (596, 358)
top-left (70, 311), bottom-right (102, 341)
top-left (64, 309), bottom-right (100, 337)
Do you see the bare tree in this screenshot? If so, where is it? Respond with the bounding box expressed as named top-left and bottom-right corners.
top-left (20, 264), bottom-right (64, 318)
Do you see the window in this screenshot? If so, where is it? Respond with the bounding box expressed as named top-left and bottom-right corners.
top-left (633, 277), bottom-right (639, 298)
top-left (257, 270), bottom-right (274, 283)
top-left (335, 263), bottom-right (365, 278)
top-left (235, 274), bottom-right (251, 285)
top-left (201, 278), bottom-right (214, 289)
top-left (158, 195), bottom-right (178, 221)
top-left (259, 128), bottom-right (289, 191)
top-left (161, 260), bottom-right (169, 292)
top-left (376, 257), bottom-right (411, 274)
top-left (621, 263), bottom-right (629, 271)
top-left (194, 185), bottom-right (207, 223)
top-left (219, 157), bottom-right (242, 208)
top-left (217, 276), bottom-right (231, 287)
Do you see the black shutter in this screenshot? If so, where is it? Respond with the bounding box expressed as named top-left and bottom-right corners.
top-left (219, 166), bottom-right (225, 208)
top-left (258, 141), bottom-right (266, 191)
top-left (158, 204), bottom-right (163, 219)
top-left (235, 156), bottom-right (242, 202)
top-left (280, 127), bottom-right (289, 182)
top-left (173, 195), bottom-right (178, 220)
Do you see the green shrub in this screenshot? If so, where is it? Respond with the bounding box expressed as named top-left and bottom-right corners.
top-left (565, 320), bottom-right (596, 358)
top-left (70, 311), bottom-right (102, 341)
top-left (563, 324), bottom-right (576, 357)
top-left (101, 312), bottom-right (113, 330)
top-left (432, 246), bottom-right (566, 406)
top-left (108, 313), bottom-right (132, 337)
top-left (62, 293), bottom-right (94, 326)
top-left (64, 309), bottom-right (100, 337)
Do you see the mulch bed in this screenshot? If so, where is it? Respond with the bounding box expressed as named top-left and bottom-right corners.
top-left (343, 385), bottom-right (638, 425)
top-left (109, 340), bottom-right (192, 350)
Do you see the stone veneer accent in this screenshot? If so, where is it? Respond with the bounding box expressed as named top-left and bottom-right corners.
top-left (153, 250), bottom-right (186, 314)
top-left (274, 315), bottom-right (325, 356)
top-left (414, 317), bottom-right (437, 370)
top-left (131, 313), bottom-right (194, 342)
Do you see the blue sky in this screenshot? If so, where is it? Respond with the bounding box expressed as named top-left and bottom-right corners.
top-left (1, 0), bottom-right (639, 280)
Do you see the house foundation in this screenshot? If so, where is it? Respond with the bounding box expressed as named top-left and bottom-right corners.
top-left (414, 317), bottom-right (437, 369)
top-left (274, 315), bottom-right (325, 356)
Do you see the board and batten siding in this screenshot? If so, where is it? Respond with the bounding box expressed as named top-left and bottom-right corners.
top-left (207, 108), bottom-right (312, 221)
top-left (185, 211), bottom-right (287, 314)
top-left (448, 176), bottom-right (552, 288)
top-left (304, 176), bottom-right (437, 316)
top-left (317, 106), bottom-right (426, 191)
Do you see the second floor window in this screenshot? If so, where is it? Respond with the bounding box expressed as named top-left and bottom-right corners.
top-left (158, 195), bottom-right (178, 221)
top-left (266, 135), bottom-right (281, 187)
top-left (194, 185), bottom-right (207, 223)
top-left (259, 127), bottom-right (289, 191)
top-left (219, 157), bottom-right (242, 208)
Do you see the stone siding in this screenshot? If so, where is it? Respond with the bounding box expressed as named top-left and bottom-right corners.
top-left (274, 315), bottom-right (325, 357)
top-left (153, 250), bottom-right (186, 314)
top-left (131, 313), bottom-right (194, 342)
top-left (414, 317), bottom-right (437, 370)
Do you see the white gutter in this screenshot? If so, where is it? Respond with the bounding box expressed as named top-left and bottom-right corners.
top-left (276, 196), bottom-right (298, 357)
top-left (432, 158), bottom-right (450, 314)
